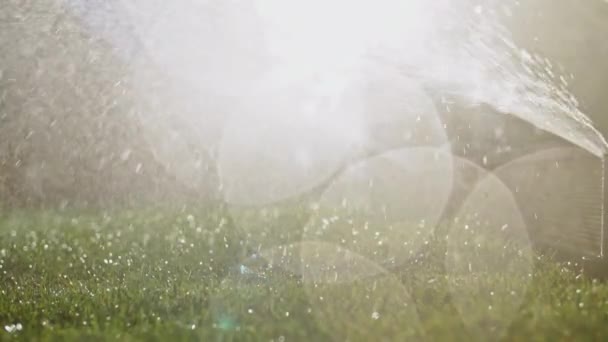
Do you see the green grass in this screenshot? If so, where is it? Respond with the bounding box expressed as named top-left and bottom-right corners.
top-left (0, 207), bottom-right (607, 341)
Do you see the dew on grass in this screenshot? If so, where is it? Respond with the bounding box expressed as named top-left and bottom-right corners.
top-left (4, 323), bottom-right (23, 333)
top-left (263, 241), bottom-right (420, 339)
top-left (210, 253), bottom-right (302, 333)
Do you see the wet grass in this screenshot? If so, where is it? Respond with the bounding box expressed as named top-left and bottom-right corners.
top-left (0, 208), bottom-right (607, 341)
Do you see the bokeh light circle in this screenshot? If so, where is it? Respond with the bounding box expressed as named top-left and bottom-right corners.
top-left (302, 147), bottom-right (453, 268)
top-left (493, 147), bottom-right (604, 258)
top-left (446, 157), bottom-right (534, 341)
top-left (258, 241), bottom-right (423, 341)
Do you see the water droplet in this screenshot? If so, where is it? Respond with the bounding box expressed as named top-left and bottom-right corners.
top-left (120, 149), bottom-right (131, 161)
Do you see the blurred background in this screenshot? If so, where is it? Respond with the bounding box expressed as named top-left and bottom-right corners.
top-left (1, 0), bottom-right (607, 209)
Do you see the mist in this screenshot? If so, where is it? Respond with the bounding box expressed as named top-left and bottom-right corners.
top-left (2, 1), bottom-right (608, 340)
top-left (2, 0), bottom-right (607, 209)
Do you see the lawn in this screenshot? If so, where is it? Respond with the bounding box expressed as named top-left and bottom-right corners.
top-left (0, 207), bottom-right (607, 341)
